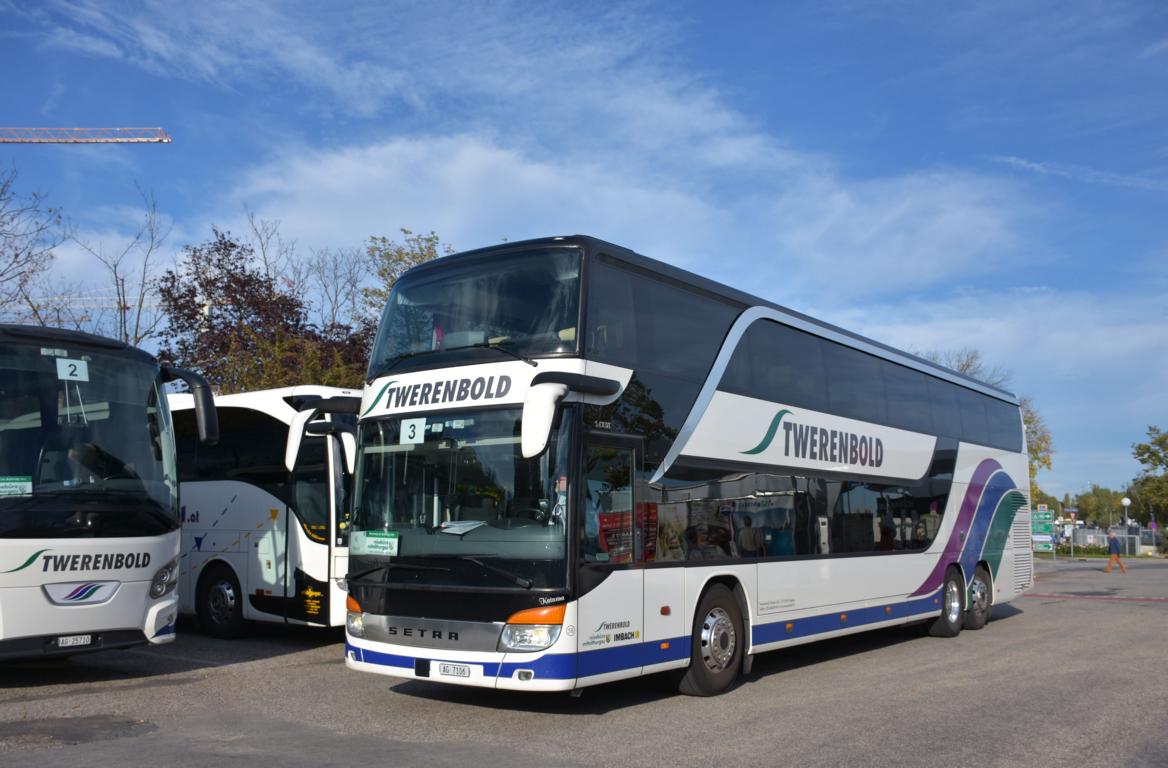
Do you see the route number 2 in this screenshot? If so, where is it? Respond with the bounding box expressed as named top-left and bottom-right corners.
top-left (56, 358), bottom-right (90, 382)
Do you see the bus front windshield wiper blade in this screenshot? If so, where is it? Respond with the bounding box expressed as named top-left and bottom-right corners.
top-left (445, 341), bottom-right (538, 367)
top-left (450, 555), bottom-right (534, 589)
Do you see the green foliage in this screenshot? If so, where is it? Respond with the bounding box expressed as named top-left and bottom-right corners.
top-left (360, 229), bottom-right (452, 320)
top-left (1129, 426), bottom-right (1168, 519)
top-left (1072, 484), bottom-right (1127, 526)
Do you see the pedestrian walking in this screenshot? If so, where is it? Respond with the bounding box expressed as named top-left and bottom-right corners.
top-left (1104, 530), bottom-right (1127, 573)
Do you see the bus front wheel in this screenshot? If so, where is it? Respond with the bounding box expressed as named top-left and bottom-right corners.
top-left (927, 566), bottom-right (965, 638)
top-left (677, 584), bottom-right (743, 697)
top-left (197, 564), bottom-right (246, 639)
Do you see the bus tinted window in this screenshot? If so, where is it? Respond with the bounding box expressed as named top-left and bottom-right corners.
top-left (987, 398), bottom-right (1023, 452)
top-left (823, 343), bottom-right (886, 423)
top-left (957, 389), bottom-right (991, 446)
top-left (927, 377), bottom-right (962, 439)
top-left (650, 463), bottom-right (950, 561)
top-left (587, 260), bottom-right (739, 383)
top-left (883, 362), bottom-right (932, 434)
top-left (195, 407), bottom-right (291, 505)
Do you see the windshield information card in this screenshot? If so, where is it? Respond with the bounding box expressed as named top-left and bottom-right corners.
top-left (0, 475), bottom-right (32, 497)
top-left (351, 530), bottom-right (400, 556)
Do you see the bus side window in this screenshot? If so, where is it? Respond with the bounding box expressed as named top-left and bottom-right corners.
top-left (582, 445), bottom-right (634, 564)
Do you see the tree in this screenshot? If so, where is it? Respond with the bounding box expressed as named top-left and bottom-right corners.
top-left (361, 229), bottom-right (452, 320)
top-left (1072, 484), bottom-right (1126, 527)
top-left (157, 228), bottom-right (372, 393)
top-left (1130, 426), bottom-right (1168, 518)
top-left (918, 348), bottom-right (1053, 500)
top-left (0, 167), bottom-right (64, 317)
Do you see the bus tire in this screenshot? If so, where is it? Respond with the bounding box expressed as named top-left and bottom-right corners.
top-left (678, 584), bottom-right (743, 697)
top-left (197, 564), bottom-right (245, 639)
top-left (927, 566), bottom-right (965, 638)
top-left (963, 564), bottom-right (991, 630)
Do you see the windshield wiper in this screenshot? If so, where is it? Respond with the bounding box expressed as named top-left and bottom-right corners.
top-left (347, 562), bottom-right (451, 587)
top-left (450, 555), bottom-right (533, 589)
top-left (376, 348), bottom-right (447, 376)
top-left (464, 338), bottom-right (537, 366)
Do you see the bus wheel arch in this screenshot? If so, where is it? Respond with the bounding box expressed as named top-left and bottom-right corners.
top-left (196, 561), bottom-right (246, 639)
top-left (677, 579), bottom-right (745, 697)
top-left (963, 562), bottom-right (993, 631)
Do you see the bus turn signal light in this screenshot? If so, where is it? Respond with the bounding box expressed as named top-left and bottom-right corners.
top-left (505, 604), bottom-right (566, 625)
top-left (346, 595), bottom-right (362, 613)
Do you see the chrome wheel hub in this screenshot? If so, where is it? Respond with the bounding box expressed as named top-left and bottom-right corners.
top-left (208, 580), bottom-right (237, 625)
top-left (945, 579), bottom-right (962, 624)
top-left (700, 607), bottom-right (736, 673)
top-left (970, 577), bottom-right (989, 614)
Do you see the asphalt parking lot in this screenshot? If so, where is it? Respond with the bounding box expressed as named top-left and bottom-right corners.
top-left (3, 558), bottom-right (1166, 768)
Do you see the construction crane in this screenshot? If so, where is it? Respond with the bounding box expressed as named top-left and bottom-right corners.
top-left (0, 127), bottom-right (171, 143)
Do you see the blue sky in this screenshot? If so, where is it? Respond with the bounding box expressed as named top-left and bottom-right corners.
top-left (2, 0), bottom-right (1166, 498)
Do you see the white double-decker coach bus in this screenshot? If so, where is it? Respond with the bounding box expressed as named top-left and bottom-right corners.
top-left (170, 386), bottom-right (357, 636)
top-left (0, 325), bottom-right (217, 660)
top-left (323, 236), bottom-right (1031, 696)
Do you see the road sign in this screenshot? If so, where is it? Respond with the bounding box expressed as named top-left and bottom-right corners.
top-left (1034, 510), bottom-right (1053, 521)
top-left (1037, 504), bottom-right (1049, 513)
top-left (1031, 533), bottom-right (1053, 543)
top-left (1033, 541), bottom-right (1054, 552)
top-left (1032, 522), bottom-right (1056, 534)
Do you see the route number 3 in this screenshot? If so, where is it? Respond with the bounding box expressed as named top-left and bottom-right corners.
top-left (400, 418), bottom-right (427, 445)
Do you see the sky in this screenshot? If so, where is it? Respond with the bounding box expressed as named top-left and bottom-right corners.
top-left (1, 0), bottom-right (1166, 499)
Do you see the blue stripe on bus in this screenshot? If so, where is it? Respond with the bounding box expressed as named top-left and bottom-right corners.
top-left (752, 590), bottom-right (943, 646)
top-left (347, 592), bottom-right (941, 682)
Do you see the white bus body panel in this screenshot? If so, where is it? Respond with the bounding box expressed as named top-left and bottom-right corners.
top-left (0, 533), bottom-right (180, 650)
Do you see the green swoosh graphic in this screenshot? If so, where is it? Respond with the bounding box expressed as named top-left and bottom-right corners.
top-left (3, 548), bottom-right (51, 573)
top-left (360, 380), bottom-right (397, 417)
top-left (741, 409), bottom-right (792, 455)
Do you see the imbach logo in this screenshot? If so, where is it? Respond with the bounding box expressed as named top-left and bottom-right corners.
top-left (741, 409), bottom-right (884, 468)
top-left (362, 375), bottom-right (513, 416)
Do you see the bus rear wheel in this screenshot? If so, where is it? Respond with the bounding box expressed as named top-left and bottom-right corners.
top-left (963, 564), bottom-right (991, 630)
top-left (677, 584), bottom-right (743, 697)
top-left (197, 564), bottom-right (245, 639)
top-left (927, 566), bottom-right (965, 638)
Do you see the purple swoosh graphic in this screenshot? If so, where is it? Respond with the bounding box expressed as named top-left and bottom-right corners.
top-left (912, 458), bottom-right (1002, 596)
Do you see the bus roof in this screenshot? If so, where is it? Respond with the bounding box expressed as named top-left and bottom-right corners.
top-left (0, 323), bottom-right (157, 366)
top-left (405, 235), bottom-right (1019, 404)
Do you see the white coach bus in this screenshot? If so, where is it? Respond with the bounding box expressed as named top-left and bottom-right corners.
top-left (303, 236), bottom-right (1031, 696)
top-left (169, 386), bottom-right (357, 637)
top-left (0, 325), bottom-right (217, 660)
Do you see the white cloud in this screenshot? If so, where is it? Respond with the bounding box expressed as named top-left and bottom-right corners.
top-left (994, 155), bottom-right (1168, 192)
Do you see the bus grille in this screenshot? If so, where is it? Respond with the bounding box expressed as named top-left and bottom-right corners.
top-left (1012, 502), bottom-right (1033, 591)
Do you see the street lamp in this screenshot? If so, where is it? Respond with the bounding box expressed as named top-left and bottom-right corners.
top-left (1122, 497), bottom-right (1131, 527)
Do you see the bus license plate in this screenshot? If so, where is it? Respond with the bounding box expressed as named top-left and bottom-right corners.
top-left (57, 634), bottom-right (93, 648)
top-left (438, 662), bottom-right (471, 678)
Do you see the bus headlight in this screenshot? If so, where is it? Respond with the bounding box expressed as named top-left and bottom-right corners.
top-left (149, 559), bottom-right (178, 599)
top-left (346, 594), bottom-right (365, 638)
top-left (499, 624), bottom-right (561, 652)
top-left (498, 604), bottom-right (566, 652)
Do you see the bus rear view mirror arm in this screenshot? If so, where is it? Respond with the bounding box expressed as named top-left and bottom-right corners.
top-left (162, 366), bottom-right (219, 445)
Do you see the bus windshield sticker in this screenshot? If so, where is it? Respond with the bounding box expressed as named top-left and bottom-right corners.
top-left (400, 418), bottom-right (427, 445)
top-left (0, 476), bottom-right (33, 497)
top-left (55, 358), bottom-right (90, 382)
top-left (362, 530), bottom-right (399, 556)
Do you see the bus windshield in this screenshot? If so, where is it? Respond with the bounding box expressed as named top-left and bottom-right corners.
top-left (367, 247), bottom-right (582, 378)
top-left (0, 342), bottom-right (178, 538)
top-left (350, 407), bottom-right (572, 589)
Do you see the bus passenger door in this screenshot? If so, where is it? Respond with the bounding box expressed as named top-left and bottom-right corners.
top-left (576, 439), bottom-right (644, 683)
top-left (328, 434), bottom-right (350, 627)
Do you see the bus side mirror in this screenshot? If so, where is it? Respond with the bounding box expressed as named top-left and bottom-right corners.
top-left (521, 372), bottom-right (624, 459)
top-left (286, 396), bottom-right (360, 472)
top-left (285, 408), bottom-right (317, 472)
top-left (522, 383), bottom-right (568, 458)
top-left (162, 366), bottom-right (219, 446)
top-left (306, 421), bottom-right (357, 474)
